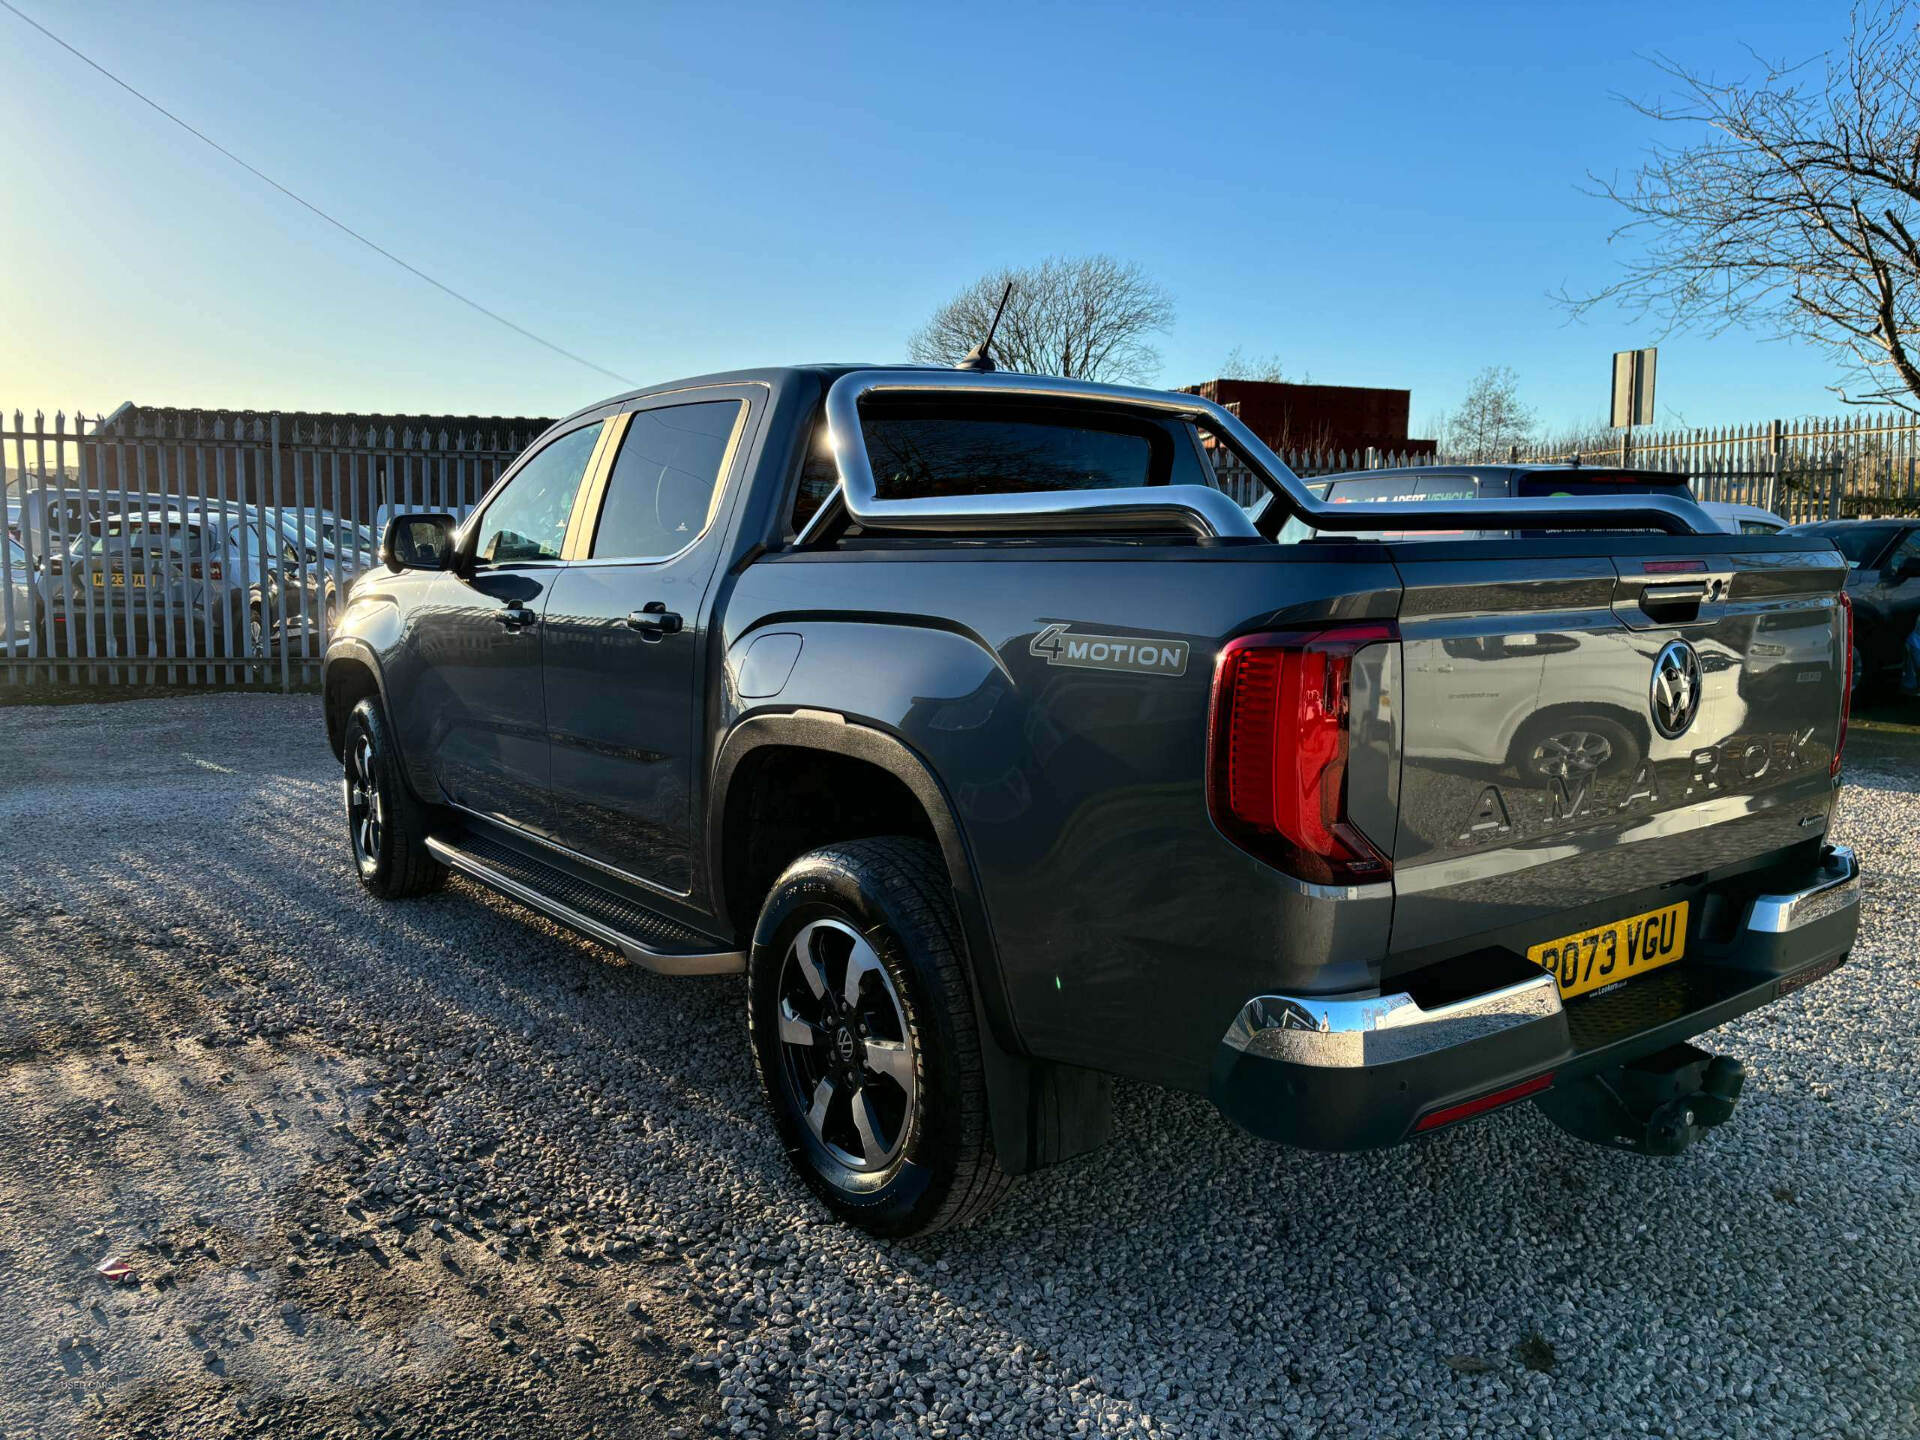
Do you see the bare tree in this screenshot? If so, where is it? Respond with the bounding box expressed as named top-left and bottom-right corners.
top-left (1568, 3), bottom-right (1920, 408)
top-left (1442, 366), bottom-right (1535, 460)
top-left (908, 256), bottom-right (1174, 383)
top-left (1217, 345), bottom-right (1289, 382)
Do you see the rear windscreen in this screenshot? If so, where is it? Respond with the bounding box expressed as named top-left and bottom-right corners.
top-left (865, 415), bottom-right (1159, 499)
top-left (1796, 525), bottom-right (1897, 567)
top-left (86, 523), bottom-right (215, 558)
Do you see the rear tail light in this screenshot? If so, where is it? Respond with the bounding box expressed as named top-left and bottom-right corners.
top-left (1833, 591), bottom-right (1853, 778)
top-left (1414, 1073), bottom-right (1555, 1133)
top-left (189, 561), bottom-right (224, 581)
top-left (1207, 621), bottom-right (1395, 885)
top-left (47, 556), bottom-right (62, 576)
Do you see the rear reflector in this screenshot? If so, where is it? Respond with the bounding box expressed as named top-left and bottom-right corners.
top-left (1207, 622), bottom-right (1395, 885)
top-left (1833, 592), bottom-right (1853, 779)
top-left (1414, 1073), bottom-right (1555, 1133)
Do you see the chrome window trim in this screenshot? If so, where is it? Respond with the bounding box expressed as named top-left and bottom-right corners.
top-left (815, 369), bottom-right (1715, 539)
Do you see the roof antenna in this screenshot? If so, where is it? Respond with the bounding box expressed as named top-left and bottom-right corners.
top-left (956, 281), bottom-right (1014, 372)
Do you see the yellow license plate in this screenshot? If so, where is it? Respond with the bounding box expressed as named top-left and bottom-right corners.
top-left (1528, 900), bottom-right (1689, 999)
top-left (94, 572), bottom-right (147, 587)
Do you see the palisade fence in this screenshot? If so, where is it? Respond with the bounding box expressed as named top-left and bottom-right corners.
top-left (1210, 412), bottom-right (1920, 522)
top-left (2, 407), bottom-right (542, 690)
top-left (10, 403), bottom-right (1920, 693)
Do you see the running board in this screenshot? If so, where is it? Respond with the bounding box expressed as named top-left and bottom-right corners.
top-left (426, 833), bottom-right (744, 977)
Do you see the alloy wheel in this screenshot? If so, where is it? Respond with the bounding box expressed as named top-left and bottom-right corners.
top-left (775, 918), bottom-right (917, 1171)
top-left (344, 733), bottom-right (384, 870)
top-left (1531, 729), bottom-right (1613, 779)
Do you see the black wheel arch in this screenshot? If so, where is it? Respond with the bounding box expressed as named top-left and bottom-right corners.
top-left (710, 710), bottom-right (1111, 1177)
top-left (322, 641), bottom-right (389, 760)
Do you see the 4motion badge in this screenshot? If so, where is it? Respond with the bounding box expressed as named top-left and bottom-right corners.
top-left (1029, 623), bottom-right (1189, 677)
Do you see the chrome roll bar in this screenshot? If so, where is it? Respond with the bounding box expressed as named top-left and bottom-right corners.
top-left (813, 368), bottom-right (1715, 540)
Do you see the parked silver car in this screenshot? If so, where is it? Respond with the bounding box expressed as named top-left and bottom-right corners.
top-left (3, 533), bottom-right (30, 654)
top-left (32, 510), bottom-right (340, 658)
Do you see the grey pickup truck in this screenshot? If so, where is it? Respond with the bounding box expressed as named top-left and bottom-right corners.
top-left (323, 364), bottom-right (1862, 1235)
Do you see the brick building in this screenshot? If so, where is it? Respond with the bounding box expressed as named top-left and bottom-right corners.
top-left (1180, 379), bottom-right (1435, 458)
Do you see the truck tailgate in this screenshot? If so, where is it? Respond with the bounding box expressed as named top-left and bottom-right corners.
top-left (1386, 540), bottom-right (1847, 968)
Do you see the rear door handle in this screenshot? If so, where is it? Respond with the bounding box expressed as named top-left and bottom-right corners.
top-left (626, 602), bottom-right (683, 637)
top-left (495, 601), bottom-right (537, 630)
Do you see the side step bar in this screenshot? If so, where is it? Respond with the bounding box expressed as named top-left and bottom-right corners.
top-left (426, 833), bottom-right (745, 977)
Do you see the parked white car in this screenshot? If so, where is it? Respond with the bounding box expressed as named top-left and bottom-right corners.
top-left (1695, 500), bottom-right (1788, 535)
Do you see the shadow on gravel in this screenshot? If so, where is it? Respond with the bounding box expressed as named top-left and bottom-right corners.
top-left (4, 694), bottom-right (1917, 1440)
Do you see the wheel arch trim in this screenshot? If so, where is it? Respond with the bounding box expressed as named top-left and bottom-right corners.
top-left (708, 710), bottom-right (1025, 1060)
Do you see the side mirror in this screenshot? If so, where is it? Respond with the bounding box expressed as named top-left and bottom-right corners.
top-left (383, 513), bottom-right (458, 573)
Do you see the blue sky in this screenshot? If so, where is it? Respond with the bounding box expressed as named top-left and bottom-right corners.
top-left (0, 0), bottom-right (1860, 436)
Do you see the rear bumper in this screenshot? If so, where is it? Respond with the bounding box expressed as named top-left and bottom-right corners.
top-left (1209, 844), bottom-right (1861, 1149)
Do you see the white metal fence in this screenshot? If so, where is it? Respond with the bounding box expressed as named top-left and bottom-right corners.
top-left (1210, 416), bottom-right (1920, 523)
top-left (11, 402), bottom-right (1920, 692)
top-left (2, 409), bottom-right (538, 690)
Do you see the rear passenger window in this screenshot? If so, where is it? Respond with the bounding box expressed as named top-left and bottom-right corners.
top-left (592, 401), bottom-right (743, 560)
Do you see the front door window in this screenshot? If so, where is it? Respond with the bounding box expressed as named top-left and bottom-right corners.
top-left (474, 423), bottom-right (603, 564)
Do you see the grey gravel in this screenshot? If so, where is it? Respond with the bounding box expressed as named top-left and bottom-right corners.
top-left (0, 691), bottom-right (1915, 1439)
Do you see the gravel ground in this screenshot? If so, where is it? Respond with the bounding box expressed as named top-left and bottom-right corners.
top-left (0, 692), bottom-right (1916, 1440)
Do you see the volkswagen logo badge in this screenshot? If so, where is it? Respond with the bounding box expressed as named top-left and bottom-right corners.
top-left (1650, 639), bottom-right (1703, 739)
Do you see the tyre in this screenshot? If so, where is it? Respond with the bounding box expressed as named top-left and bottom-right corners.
top-left (748, 838), bottom-right (1010, 1236)
top-left (341, 696), bottom-right (446, 899)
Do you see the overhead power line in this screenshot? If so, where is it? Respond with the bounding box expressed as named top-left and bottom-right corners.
top-left (0, 0), bottom-right (634, 386)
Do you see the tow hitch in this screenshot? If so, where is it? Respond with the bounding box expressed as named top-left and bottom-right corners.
top-left (1535, 1043), bottom-right (1745, 1156)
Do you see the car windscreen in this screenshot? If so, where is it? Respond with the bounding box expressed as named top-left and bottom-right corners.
top-left (1795, 525), bottom-right (1897, 568)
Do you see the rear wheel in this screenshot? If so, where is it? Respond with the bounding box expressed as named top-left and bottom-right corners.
top-left (748, 838), bottom-right (1010, 1236)
top-left (341, 696), bottom-right (446, 899)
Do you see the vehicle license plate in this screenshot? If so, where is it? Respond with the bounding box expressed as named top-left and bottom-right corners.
top-left (95, 572), bottom-right (147, 587)
top-left (1527, 901), bottom-right (1688, 999)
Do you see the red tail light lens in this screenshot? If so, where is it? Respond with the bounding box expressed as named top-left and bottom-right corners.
top-left (1832, 591), bottom-right (1852, 779)
top-left (1208, 622), bottom-right (1396, 885)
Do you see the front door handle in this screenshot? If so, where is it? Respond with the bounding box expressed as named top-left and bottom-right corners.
top-left (626, 602), bottom-right (683, 638)
top-left (495, 600), bottom-right (538, 630)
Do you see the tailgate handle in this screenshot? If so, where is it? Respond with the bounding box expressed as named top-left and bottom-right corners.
top-left (1639, 579), bottom-right (1726, 617)
top-left (1643, 582), bottom-right (1708, 608)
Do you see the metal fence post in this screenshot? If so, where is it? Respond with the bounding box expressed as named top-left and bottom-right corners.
top-left (1766, 419), bottom-right (1783, 518)
top-left (271, 413), bottom-right (289, 694)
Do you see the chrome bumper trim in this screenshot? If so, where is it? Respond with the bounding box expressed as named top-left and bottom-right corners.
top-left (1222, 971), bottom-right (1564, 1069)
top-left (1746, 844), bottom-right (1860, 934)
